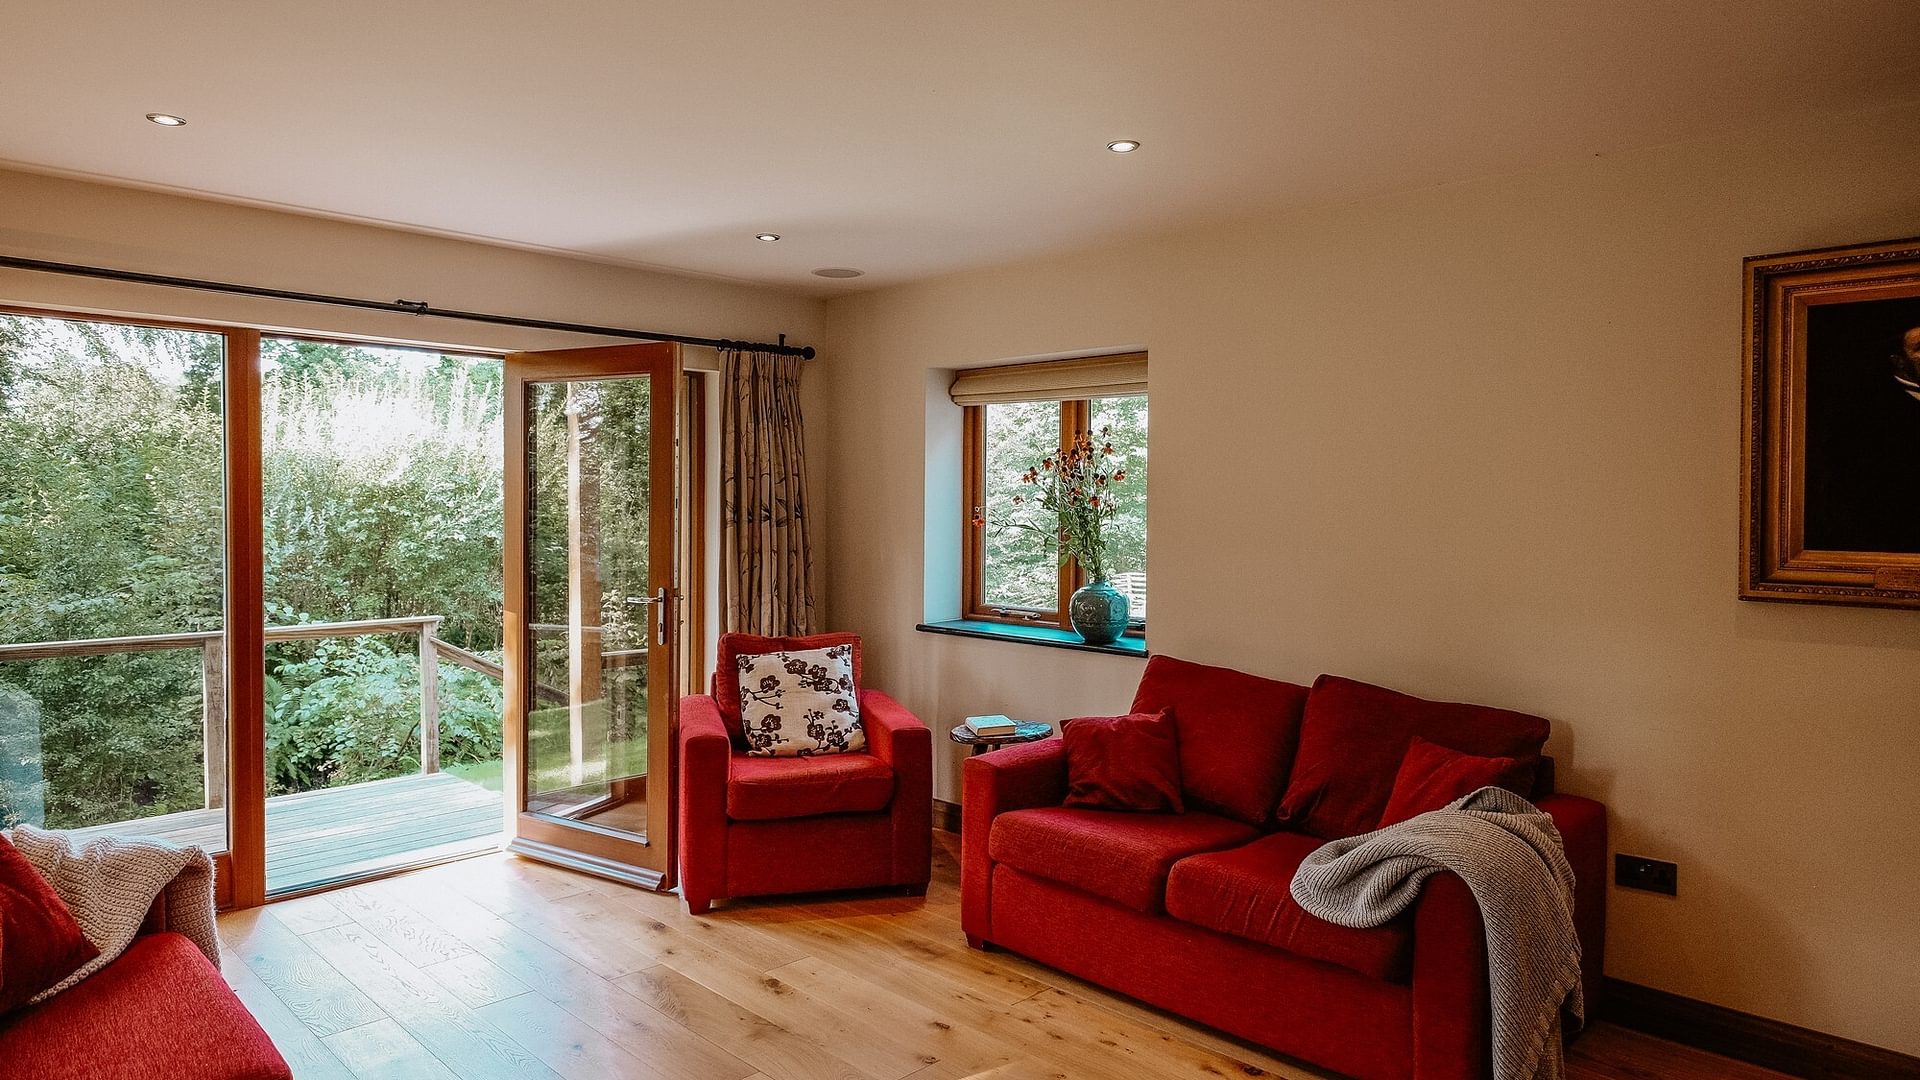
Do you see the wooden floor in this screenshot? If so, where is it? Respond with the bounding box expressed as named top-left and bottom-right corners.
top-left (219, 833), bottom-right (1787, 1080)
top-left (75, 771), bottom-right (502, 894)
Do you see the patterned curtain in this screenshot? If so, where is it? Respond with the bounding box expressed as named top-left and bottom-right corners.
top-left (720, 348), bottom-right (816, 635)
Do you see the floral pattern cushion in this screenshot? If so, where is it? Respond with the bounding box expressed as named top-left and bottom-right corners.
top-left (736, 644), bottom-right (865, 757)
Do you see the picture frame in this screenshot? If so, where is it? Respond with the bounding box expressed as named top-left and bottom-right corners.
top-left (1742, 235), bottom-right (1920, 608)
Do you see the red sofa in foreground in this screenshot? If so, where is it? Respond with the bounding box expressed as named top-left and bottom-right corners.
top-left (0, 892), bottom-right (291, 1080)
top-left (963, 656), bottom-right (1606, 1080)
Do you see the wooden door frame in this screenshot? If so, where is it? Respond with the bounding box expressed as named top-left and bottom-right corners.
top-left (502, 343), bottom-right (681, 891)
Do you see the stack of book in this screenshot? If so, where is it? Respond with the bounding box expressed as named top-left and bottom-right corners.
top-left (961, 714), bottom-right (1017, 737)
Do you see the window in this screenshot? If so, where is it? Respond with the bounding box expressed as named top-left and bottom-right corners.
top-left (957, 354), bottom-right (1147, 633)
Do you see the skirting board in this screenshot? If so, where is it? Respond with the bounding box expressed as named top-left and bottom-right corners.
top-left (933, 797), bottom-right (962, 834)
top-left (1602, 978), bottom-right (1920, 1080)
top-left (936, 799), bottom-right (1916, 1078)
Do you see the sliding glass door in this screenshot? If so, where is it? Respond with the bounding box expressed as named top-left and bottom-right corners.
top-left (0, 310), bottom-right (235, 888)
top-left (504, 344), bottom-right (680, 889)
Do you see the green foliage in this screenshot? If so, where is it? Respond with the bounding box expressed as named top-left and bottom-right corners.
top-left (978, 396), bottom-right (1147, 612)
top-left (0, 314), bottom-right (505, 829)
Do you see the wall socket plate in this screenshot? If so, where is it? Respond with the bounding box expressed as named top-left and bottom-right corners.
top-left (1615, 853), bottom-right (1678, 895)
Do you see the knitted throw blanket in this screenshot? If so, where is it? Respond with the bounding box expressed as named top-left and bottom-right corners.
top-left (1288, 786), bottom-right (1583, 1080)
top-left (5, 824), bottom-right (219, 1002)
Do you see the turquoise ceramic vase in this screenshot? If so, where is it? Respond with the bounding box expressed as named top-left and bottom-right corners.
top-left (1069, 576), bottom-right (1131, 645)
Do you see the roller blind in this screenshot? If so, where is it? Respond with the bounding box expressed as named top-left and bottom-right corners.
top-left (948, 352), bottom-right (1147, 406)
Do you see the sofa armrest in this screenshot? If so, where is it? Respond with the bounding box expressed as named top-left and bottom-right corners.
top-left (1538, 793), bottom-right (1607, 1010)
top-left (1411, 871), bottom-right (1492, 1080)
top-left (961, 737), bottom-right (1068, 943)
top-left (677, 694), bottom-right (733, 912)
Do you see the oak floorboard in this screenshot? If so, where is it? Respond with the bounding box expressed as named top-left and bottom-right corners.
top-left (218, 947), bottom-right (360, 1080)
top-left (220, 908), bottom-right (388, 1039)
top-left (322, 1016), bottom-right (462, 1080)
top-left (302, 921), bottom-right (565, 1080)
top-left (233, 834), bottom-right (1790, 1080)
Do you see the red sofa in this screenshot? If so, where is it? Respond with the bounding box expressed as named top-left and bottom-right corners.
top-left (962, 656), bottom-right (1606, 1080)
top-left (0, 893), bottom-right (292, 1080)
top-left (678, 632), bottom-right (933, 913)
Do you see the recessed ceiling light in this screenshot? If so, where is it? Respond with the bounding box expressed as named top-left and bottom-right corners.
top-left (146, 113), bottom-right (187, 127)
top-left (812, 267), bottom-right (864, 279)
top-left (1106, 139), bottom-right (1140, 153)
top-left (755, 233), bottom-right (781, 242)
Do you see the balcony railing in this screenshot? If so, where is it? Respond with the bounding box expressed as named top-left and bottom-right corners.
top-left (0, 616), bottom-right (513, 812)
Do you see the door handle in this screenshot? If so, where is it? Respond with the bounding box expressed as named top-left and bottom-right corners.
top-left (654, 586), bottom-right (669, 646)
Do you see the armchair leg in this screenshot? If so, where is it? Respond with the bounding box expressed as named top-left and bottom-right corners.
top-left (903, 883), bottom-right (928, 897)
top-left (966, 934), bottom-right (991, 951)
top-left (684, 893), bottom-right (713, 915)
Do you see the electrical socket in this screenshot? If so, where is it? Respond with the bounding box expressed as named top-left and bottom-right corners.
top-left (1615, 854), bottom-right (1678, 896)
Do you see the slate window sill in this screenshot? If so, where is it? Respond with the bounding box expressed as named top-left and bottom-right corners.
top-left (915, 619), bottom-right (1148, 658)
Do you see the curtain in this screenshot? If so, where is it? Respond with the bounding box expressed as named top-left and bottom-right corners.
top-left (720, 348), bottom-right (816, 635)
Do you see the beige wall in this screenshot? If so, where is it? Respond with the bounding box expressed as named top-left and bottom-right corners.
top-left (817, 101), bottom-right (1920, 1053)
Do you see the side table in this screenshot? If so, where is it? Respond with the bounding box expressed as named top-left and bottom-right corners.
top-left (949, 721), bottom-right (1054, 756)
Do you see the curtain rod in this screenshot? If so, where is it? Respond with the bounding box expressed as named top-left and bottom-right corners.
top-left (0, 254), bottom-right (817, 359)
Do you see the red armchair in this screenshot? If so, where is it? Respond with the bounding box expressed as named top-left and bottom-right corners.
top-left (678, 633), bottom-right (932, 913)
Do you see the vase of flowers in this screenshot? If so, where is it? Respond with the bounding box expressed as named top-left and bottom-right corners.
top-left (980, 426), bottom-right (1132, 645)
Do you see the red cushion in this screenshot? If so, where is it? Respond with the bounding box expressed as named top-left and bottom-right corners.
top-left (1377, 736), bottom-right (1536, 828)
top-left (0, 835), bottom-right (98, 1016)
top-left (987, 806), bottom-right (1258, 913)
top-left (1061, 710), bottom-right (1184, 813)
top-left (727, 751), bottom-right (895, 821)
top-left (1278, 675), bottom-right (1549, 839)
top-left (713, 632), bottom-right (863, 745)
top-left (1165, 831), bottom-right (1415, 981)
top-left (1130, 655), bottom-right (1310, 827)
top-left (0, 932), bottom-right (292, 1080)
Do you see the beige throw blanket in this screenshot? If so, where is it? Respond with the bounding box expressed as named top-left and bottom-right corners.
top-left (5, 824), bottom-right (219, 1002)
top-left (1288, 786), bottom-right (1582, 1080)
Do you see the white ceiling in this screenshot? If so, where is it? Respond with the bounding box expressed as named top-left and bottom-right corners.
top-left (4, 1), bottom-right (1918, 294)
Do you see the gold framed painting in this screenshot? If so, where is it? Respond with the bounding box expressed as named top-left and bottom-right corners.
top-left (1742, 236), bottom-right (1920, 608)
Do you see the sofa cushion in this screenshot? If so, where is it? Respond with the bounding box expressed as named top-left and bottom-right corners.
top-left (1377, 736), bottom-right (1536, 828)
top-left (1278, 675), bottom-right (1549, 839)
top-left (1130, 655), bottom-right (1310, 827)
top-left (0, 834), bottom-right (98, 1016)
top-left (727, 751), bottom-right (895, 820)
top-left (988, 806), bottom-right (1259, 913)
top-left (736, 644), bottom-right (865, 757)
top-left (713, 632), bottom-right (864, 745)
top-left (1061, 710), bottom-right (1183, 813)
top-left (0, 932), bottom-right (292, 1080)
top-left (1166, 831), bottom-right (1415, 982)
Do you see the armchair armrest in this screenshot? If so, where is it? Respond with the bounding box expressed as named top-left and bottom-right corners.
top-left (861, 690), bottom-right (932, 888)
top-left (859, 689), bottom-right (930, 772)
top-left (677, 694), bottom-right (733, 912)
top-left (961, 737), bottom-right (1068, 943)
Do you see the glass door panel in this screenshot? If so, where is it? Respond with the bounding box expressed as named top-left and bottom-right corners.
top-left (0, 311), bottom-right (230, 853)
top-left (505, 344), bottom-right (677, 887)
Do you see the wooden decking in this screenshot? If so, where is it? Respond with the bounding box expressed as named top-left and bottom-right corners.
top-left (72, 771), bottom-right (503, 894)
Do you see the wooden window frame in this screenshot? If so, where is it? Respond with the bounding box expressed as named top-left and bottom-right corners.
top-left (963, 397), bottom-right (1144, 635)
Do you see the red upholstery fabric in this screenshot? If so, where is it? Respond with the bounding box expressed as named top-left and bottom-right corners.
top-left (678, 686), bottom-right (930, 912)
top-left (1377, 736), bottom-right (1536, 828)
top-left (1060, 710), bottom-right (1183, 813)
top-left (1538, 793), bottom-right (1608, 1012)
top-left (1130, 655), bottom-right (1310, 826)
top-left (990, 865), bottom-right (1416, 1080)
top-left (1279, 675), bottom-right (1549, 839)
top-left (1166, 831), bottom-right (1414, 981)
top-left (0, 932), bottom-right (292, 1080)
top-left (713, 632), bottom-right (863, 745)
top-left (1411, 870), bottom-right (1494, 1080)
top-left (987, 806), bottom-right (1257, 913)
top-left (961, 738), bottom-right (1068, 944)
top-left (0, 834), bottom-right (98, 1016)
top-left (726, 751), bottom-right (895, 821)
